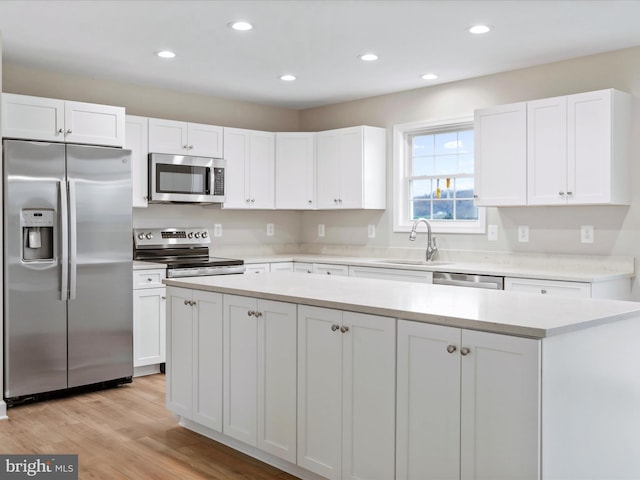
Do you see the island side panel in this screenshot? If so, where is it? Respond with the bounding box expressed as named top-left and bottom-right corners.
top-left (541, 314), bottom-right (640, 479)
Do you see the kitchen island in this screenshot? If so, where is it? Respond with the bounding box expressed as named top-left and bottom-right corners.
top-left (164, 273), bottom-right (640, 480)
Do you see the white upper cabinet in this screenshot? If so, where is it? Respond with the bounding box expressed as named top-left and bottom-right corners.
top-left (223, 127), bottom-right (275, 209)
top-left (148, 117), bottom-right (223, 158)
top-left (474, 102), bottom-right (527, 206)
top-left (316, 126), bottom-right (386, 210)
top-left (2, 93), bottom-right (125, 147)
top-left (528, 89), bottom-right (631, 205)
top-left (476, 89), bottom-right (631, 207)
top-left (125, 115), bottom-right (149, 208)
top-left (275, 132), bottom-right (316, 209)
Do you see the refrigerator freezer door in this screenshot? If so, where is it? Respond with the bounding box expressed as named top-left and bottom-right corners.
top-left (66, 144), bottom-right (133, 387)
top-left (3, 140), bottom-right (68, 398)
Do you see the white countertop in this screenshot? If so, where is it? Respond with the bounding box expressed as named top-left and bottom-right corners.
top-left (239, 253), bottom-right (633, 282)
top-left (164, 272), bottom-right (640, 339)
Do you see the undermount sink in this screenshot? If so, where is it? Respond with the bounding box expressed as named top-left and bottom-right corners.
top-left (373, 259), bottom-right (453, 267)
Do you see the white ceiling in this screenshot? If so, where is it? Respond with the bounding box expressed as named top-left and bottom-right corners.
top-left (0, 0), bottom-right (639, 110)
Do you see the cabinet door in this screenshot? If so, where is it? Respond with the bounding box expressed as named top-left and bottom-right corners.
top-left (527, 96), bottom-right (568, 205)
top-left (337, 127), bottom-right (364, 209)
top-left (193, 290), bottom-right (223, 432)
top-left (294, 262), bottom-right (314, 274)
top-left (474, 102), bottom-right (527, 206)
top-left (275, 132), bottom-right (316, 209)
top-left (166, 287), bottom-right (194, 418)
top-left (222, 127), bottom-right (250, 208)
top-left (64, 101), bottom-right (125, 147)
top-left (316, 130), bottom-right (342, 209)
top-left (568, 90), bottom-right (614, 205)
top-left (148, 118), bottom-right (188, 155)
top-left (187, 122), bottom-right (223, 158)
top-left (125, 115), bottom-right (149, 208)
top-left (342, 312), bottom-right (396, 480)
top-left (1, 94), bottom-right (65, 142)
top-left (223, 295), bottom-right (259, 445)
top-left (460, 330), bottom-right (540, 480)
top-left (257, 300), bottom-right (297, 462)
top-left (248, 131), bottom-right (275, 208)
top-left (396, 320), bottom-right (461, 480)
top-left (297, 305), bottom-right (343, 480)
top-left (133, 287), bottom-right (166, 367)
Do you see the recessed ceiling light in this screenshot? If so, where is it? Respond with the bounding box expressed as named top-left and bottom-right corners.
top-left (280, 74), bottom-right (296, 82)
top-left (359, 53), bottom-right (378, 62)
top-left (230, 21), bottom-right (253, 31)
top-left (156, 50), bottom-right (176, 58)
top-left (421, 73), bottom-right (438, 80)
top-left (469, 25), bottom-right (491, 34)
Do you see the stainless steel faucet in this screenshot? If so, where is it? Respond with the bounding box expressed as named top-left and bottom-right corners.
top-left (409, 218), bottom-right (438, 262)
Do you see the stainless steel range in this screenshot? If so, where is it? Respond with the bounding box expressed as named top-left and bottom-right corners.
top-left (133, 227), bottom-right (245, 277)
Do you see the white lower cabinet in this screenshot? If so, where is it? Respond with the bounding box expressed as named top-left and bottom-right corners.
top-left (504, 276), bottom-right (631, 300)
top-left (297, 305), bottom-right (396, 480)
top-left (222, 295), bottom-right (297, 463)
top-left (132, 268), bottom-right (166, 374)
top-left (349, 265), bottom-right (433, 283)
top-left (396, 320), bottom-right (540, 480)
top-left (166, 287), bottom-right (224, 431)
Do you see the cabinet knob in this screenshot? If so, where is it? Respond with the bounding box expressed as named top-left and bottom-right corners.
top-left (326, 271), bottom-right (332, 275)
top-left (147, 277), bottom-right (153, 282)
top-left (340, 325), bottom-right (349, 333)
top-left (184, 299), bottom-right (189, 305)
top-left (567, 191), bottom-right (573, 196)
top-left (255, 311), bottom-right (263, 318)
top-left (66, 129), bottom-right (72, 134)
top-left (446, 345), bottom-right (457, 354)
top-left (559, 191), bottom-right (565, 196)
top-left (189, 145), bottom-right (194, 150)
top-left (247, 310), bottom-right (255, 316)
top-left (183, 145), bottom-right (189, 149)
top-left (251, 199), bottom-right (255, 203)
top-left (161, 296), bottom-right (166, 300)
top-left (540, 289), bottom-right (547, 294)
top-left (473, 194), bottom-right (479, 199)
top-left (460, 347), bottom-right (471, 356)
top-left (191, 300), bottom-right (196, 306)
top-left (308, 200), bottom-right (312, 204)
top-left (331, 324), bottom-right (340, 332)
top-left (57, 128), bottom-right (64, 134)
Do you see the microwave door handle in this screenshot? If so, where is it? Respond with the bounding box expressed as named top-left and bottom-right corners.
top-left (59, 180), bottom-right (69, 301)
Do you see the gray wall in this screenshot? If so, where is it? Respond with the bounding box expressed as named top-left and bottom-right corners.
top-left (3, 47), bottom-right (640, 277)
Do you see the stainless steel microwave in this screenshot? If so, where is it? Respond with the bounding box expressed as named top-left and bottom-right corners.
top-left (148, 153), bottom-right (225, 204)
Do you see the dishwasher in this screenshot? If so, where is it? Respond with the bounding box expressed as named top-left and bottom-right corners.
top-left (433, 272), bottom-right (504, 290)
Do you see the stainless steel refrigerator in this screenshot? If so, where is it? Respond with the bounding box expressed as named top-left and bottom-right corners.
top-left (3, 139), bottom-right (133, 403)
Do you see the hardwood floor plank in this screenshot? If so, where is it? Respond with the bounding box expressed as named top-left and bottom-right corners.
top-left (0, 375), bottom-right (299, 480)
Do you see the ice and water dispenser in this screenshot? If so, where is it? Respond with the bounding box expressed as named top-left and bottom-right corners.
top-left (21, 209), bottom-right (54, 262)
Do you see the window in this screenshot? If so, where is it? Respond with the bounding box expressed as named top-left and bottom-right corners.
top-left (393, 116), bottom-right (485, 234)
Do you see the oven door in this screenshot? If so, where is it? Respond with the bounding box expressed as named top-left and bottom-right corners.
top-left (149, 153), bottom-right (225, 203)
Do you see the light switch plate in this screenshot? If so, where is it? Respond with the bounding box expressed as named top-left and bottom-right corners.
top-left (318, 224), bottom-right (325, 237)
top-left (488, 224), bottom-right (498, 241)
top-left (367, 224), bottom-right (376, 238)
top-left (213, 224), bottom-right (222, 237)
top-left (518, 225), bottom-right (529, 242)
top-left (581, 225), bottom-right (594, 243)
top-left (266, 223), bottom-right (274, 236)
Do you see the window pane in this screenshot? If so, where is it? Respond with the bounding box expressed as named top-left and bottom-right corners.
top-left (410, 179), bottom-right (431, 219)
top-left (457, 130), bottom-right (474, 154)
top-left (435, 132), bottom-right (458, 155)
top-left (458, 154), bottom-right (474, 174)
top-left (456, 177), bottom-right (475, 198)
top-left (412, 200), bottom-right (432, 220)
top-left (434, 155), bottom-right (458, 175)
top-left (412, 135), bottom-right (434, 156)
top-left (432, 200), bottom-right (454, 220)
top-left (412, 155), bottom-right (435, 176)
top-left (455, 200), bottom-right (478, 220)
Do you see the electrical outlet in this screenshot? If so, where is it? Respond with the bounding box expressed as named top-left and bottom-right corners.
top-left (487, 224), bottom-right (498, 241)
top-left (318, 224), bottom-right (325, 237)
top-left (266, 223), bottom-right (274, 237)
top-left (367, 224), bottom-right (376, 238)
top-left (581, 225), bottom-right (594, 243)
top-left (518, 225), bottom-right (529, 243)
top-left (213, 224), bottom-right (222, 237)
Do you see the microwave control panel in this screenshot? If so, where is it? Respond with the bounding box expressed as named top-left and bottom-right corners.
top-left (213, 168), bottom-right (225, 196)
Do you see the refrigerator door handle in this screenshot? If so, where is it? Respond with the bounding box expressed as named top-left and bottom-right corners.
top-left (68, 179), bottom-right (77, 300)
top-left (59, 180), bottom-right (69, 301)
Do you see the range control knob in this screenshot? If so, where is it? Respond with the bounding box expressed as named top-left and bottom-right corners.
top-left (137, 233), bottom-right (145, 240)
top-left (202, 231), bottom-right (209, 238)
top-left (145, 233), bottom-right (153, 240)
top-left (194, 232), bottom-right (201, 239)
top-left (188, 232), bottom-right (194, 239)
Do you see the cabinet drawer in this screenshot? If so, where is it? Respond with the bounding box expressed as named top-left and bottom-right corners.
top-left (133, 269), bottom-right (167, 289)
top-left (349, 265), bottom-right (433, 283)
top-left (244, 263), bottom-right (270, 274)
top-left (312, 263), bottom-right (349, 276)
top-left (504, 277), bottom-right (591, 298)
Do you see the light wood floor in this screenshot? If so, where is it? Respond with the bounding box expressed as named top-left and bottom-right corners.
top-left (0, 374), bottom-right (298, 480)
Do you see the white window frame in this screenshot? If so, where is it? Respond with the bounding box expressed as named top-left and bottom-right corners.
top-left (393, 115), bottom-right (486, 234)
